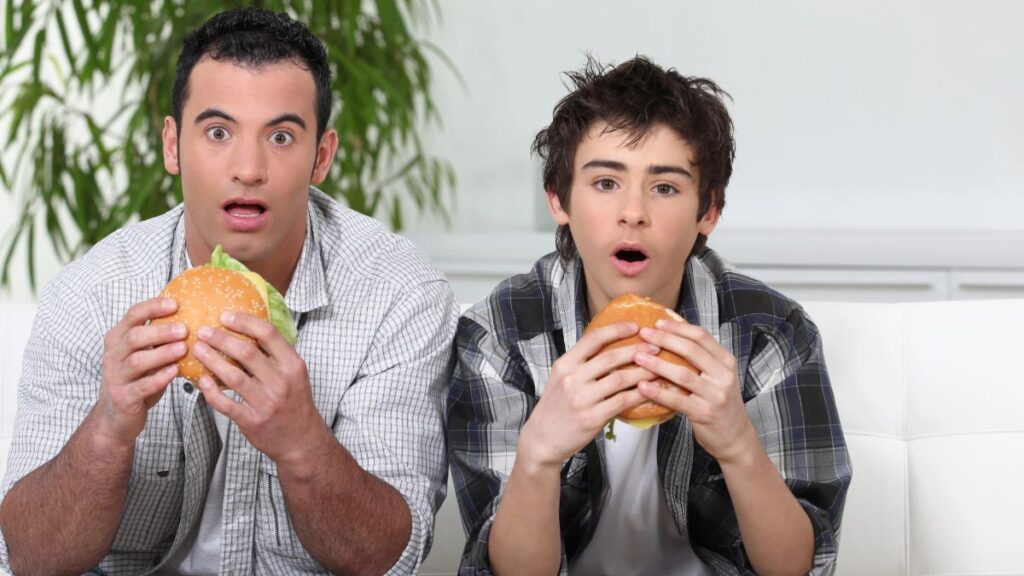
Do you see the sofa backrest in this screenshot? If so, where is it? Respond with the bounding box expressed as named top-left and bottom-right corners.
top-left (3, 300), bottom-right (1024, 575)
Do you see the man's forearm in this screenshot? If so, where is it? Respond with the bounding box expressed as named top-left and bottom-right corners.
top-left (720, 427), bottom-right (814, 576)
top-left (0, 409), bottom-right (134, 576)
top-left (276, 425), bottom-right (414, 575)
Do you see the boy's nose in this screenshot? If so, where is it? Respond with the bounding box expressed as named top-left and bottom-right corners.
top-left (618, 192), bottom-right (650, 226)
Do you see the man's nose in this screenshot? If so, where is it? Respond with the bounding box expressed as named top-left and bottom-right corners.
top-left (231, 138), bottom-right (268, 186)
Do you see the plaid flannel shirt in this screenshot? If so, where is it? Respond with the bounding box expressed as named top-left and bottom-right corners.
top-left (0, 188), bottom-right (458, 575)
top-left (446, 248), bottom-right (852, 575)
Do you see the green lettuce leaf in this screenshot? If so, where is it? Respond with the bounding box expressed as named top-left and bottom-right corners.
top-left (209, 245), bottom-right (298, 345)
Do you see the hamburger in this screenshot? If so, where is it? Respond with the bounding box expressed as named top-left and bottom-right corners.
top-left (584, 293), bottom-right (697, 433)
top-left (153, 245), bottom-right (298, 386)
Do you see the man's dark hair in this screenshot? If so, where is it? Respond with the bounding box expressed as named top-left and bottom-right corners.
top-left (172, 7), bottom-right (332, 141)
top-left (532, 56), bottom-right (735, 261)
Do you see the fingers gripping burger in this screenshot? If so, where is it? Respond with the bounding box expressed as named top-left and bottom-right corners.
top-left (584, 294), bottom-right (698, 437)
top-left (153, 245), bottom-right (297, 386)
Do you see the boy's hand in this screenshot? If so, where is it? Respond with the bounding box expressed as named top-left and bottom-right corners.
top-left (635, 319), bottom-right (757, 464)
top-left (192, 311), bottom-right (328, 471)
top-left (518, 322), bottom-right (654, 470)
top-left (97, 297), bottom-right (188, 447)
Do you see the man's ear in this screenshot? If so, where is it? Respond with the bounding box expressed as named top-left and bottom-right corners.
top-left (545, 187), bottom-right (570, 226)
top-left (310, 129), bottom-right (339, 185)
top-left (162, 117), bottom-right (180, 175)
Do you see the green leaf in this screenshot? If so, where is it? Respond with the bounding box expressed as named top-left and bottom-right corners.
top-left (55, 9), bottom-right (79, 78)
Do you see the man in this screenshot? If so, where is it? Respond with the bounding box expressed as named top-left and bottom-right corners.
top-left (447, 57), bottom-right (852, 575)
top-left (0, 7), bottom-right (456, 575)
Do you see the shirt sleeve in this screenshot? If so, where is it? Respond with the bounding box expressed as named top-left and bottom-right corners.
top-left (332, 278), bottom-right (458, 575)
top-left (690, 306), bottom-right (853, 574)
top-left (0, 276), bottom-right (105, 572)
top-left (445, 313), bottom-right (572, 575)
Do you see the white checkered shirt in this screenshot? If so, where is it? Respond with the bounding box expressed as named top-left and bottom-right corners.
top-left (0, 188), bottom-right (458, 575)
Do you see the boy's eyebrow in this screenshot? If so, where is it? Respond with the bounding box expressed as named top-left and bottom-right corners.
top-left (581, 159), bottom-right (627, 172)
top-left (193, 109), bottom-right (307, 131)
top-left (648, 164), bottom-right (693, 178)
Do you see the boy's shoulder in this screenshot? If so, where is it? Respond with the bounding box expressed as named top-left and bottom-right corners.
top-left (696, 247), bottom-right (814, 334)
top-left (462, 252), bottom-right (565, 345)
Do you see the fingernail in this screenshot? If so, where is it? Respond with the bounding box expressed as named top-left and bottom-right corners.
top-left (221, 311), bottom-right (235, 324)
top-left (163, 298), bottom-right (176, 310)
top-left (197, 326), bottom-right (213, 340)
top-left (193, 341), bottom-right (208, 356)
top-left (163, 365), bottom-right (178, 377)
top-left (640, 327), bottom-right (655, 338)
top-left (635, 352), bottom-right (653, 363)
top-left (173, 341), bottom-right (187, 354)
top-left (198, 375), bottom-right (214, 390)
top-left (173, 323), bottom-right (187, 338)
top-left (655, 319), bottom-right (669, 329)
top-left (644, 344), bottom-right (661, 355)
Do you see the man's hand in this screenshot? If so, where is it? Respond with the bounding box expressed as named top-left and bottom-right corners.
top-left (518, 322), bottom-right (655, 469)
top-left (635, 319), bottom-right (756, 464)
top-left (192, 311), bottom-right (324, 470)
top-left (97, 297), bottom-right (187, 447)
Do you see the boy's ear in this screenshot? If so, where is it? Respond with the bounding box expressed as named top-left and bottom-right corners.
top-left (698, 192), bottom-right (721, 236)
top-left (545, 187), bottom-right (570, 225)
top-left (162, 117), bottom-right (180, 176)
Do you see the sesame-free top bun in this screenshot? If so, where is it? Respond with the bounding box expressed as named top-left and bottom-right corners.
top-left (152, 266), bottom-right (268, 385)
top-left (584, 294), bottom-right (697, 427)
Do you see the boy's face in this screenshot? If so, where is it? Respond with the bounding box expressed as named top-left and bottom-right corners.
top-left (547, 122), bottom-right (719, 317)
top-left (162, 57), bottom-right (337, 283)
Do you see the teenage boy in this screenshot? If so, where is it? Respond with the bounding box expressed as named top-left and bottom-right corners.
top-left (447, 57), bottom-right (851, 575)
top-left (0, 7), bottom-right (456, 575)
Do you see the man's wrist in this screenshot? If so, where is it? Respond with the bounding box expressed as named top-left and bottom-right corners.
top-left (272, 422), bottom-right (339, 482)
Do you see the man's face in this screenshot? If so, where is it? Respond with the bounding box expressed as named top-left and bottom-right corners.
top-left (547, 122), bottom-right (719, 317)
top-left (162, 57), bottom-right (336, 281)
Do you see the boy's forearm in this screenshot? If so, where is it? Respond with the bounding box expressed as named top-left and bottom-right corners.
top-left (0, 408), bottom-right (134, 575)
top-left (719, 427), bottom-right (814, 576)
top-left (488, 445), bottom-right (564, 576)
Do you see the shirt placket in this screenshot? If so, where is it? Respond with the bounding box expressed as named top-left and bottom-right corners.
top-left (219, 416), bottom-right (262, 575)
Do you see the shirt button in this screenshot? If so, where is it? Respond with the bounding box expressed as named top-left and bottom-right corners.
top-left (183, 381), bottom-right (194, 394)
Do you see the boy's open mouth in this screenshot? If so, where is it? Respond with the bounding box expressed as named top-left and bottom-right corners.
top-left (611, 244), bottom-right (650, 276)
top-left (615, 249), bottom-right (647, 263)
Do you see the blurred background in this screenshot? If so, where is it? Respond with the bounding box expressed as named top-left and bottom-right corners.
top-left (3, 1), bottom-right (1024, 304)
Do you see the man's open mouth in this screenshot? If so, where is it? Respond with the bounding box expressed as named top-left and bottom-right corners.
top-left (224, 201), bottom-right (267, 218)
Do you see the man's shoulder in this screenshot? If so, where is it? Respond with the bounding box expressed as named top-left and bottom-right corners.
top-left (47, 208), bottom-right (181, 300)
top-left (463, 251), bottom-right (562, 344)
top-left (309, 190), bottom-right (446, 290)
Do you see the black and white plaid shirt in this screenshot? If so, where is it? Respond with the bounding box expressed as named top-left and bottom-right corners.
top-left (0, 189), bottom-right (458, 575)
top-left (447, 249), bottom-right (852, 575)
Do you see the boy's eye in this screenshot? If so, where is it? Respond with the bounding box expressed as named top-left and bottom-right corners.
top-left (654, 183), bottom-right (677, 195)
top-left (596, 178), bottom-right (617, 191)
top-left (206, 126), bottom-right (230, 141)
top-left (270, 131), bottom-right (294, 146)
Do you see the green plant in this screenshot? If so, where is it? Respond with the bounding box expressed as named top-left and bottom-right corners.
top-left (0, 0), bottom-right (455, 289)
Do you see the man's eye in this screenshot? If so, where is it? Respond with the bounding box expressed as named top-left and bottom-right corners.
top-left (270, 131), bottom-right (294, 146)
top-left (596, 179), bottom-right (617, 191)
top-left (654, 183), bottom-right (677, 195)
top-left (206, 126), bottom-right (230, 141)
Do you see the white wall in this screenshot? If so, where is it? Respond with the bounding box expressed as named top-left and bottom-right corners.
top-left (411, 0), bottom-right (1024, 234)
top-left (5, 1), bottom-right (1024, 302)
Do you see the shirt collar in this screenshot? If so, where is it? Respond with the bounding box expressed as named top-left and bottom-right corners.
top-left (169, 188), bottom-right (330, 315)
top-left (554, 251), bottom-right (721, 346)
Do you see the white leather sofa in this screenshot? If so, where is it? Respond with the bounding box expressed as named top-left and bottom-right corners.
top-left (3, 300), bottom-right (1024, 575)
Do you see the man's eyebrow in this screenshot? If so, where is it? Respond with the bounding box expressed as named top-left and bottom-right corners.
top-left (266, 113), bottom-right (307, 131)
top-left (192, 109), bottom-right (307, 131)
top-left (581, 159), bottom-right (627, 172)
top-left (648, 164), bottom-right (693, 178)
top-left (194, 108), bottom-right (235, 124)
